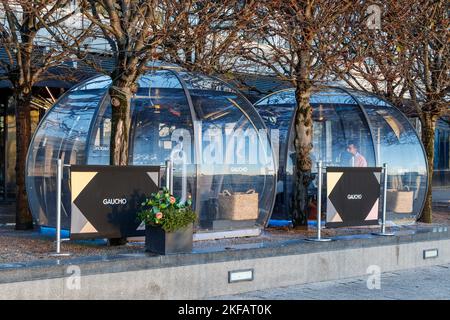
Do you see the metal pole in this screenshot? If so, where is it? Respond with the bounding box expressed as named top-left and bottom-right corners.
top-left (317, 161), bottom-right (322, 239)
top-left (165, 160), bottom-right (170, 190)
top-left (3, 105), bottom-right (8, 201)
top-left (169, 160), bottom-right (174, 193)
top-left (180, 152), bottom-right (187, 203)
top-left (56, 158), bottom-right (62, 254)
top-left (382, 163), bottom-right (388, 234)
top-left (306, 161), bottom-right (331, 242)
top-left (165, 159), bottom-right (173, 192)
top-left (51, 158), bottom-right (70, 256)
top-left (373, 163), bottom-right (394, 236)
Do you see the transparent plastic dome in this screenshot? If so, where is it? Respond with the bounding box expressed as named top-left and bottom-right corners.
top-left (255, 87), bottom-right (428, 223)
top-left (26, 69), bottom-right (277, 232)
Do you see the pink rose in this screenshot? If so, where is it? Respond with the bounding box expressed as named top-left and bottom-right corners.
top-left (169, 196), bottom-right (176, 204)
top-left (155, 212), bottom-right (163, 219)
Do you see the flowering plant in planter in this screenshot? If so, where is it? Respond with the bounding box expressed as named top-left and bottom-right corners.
top-left (137, 187), bottom-right (196, 232)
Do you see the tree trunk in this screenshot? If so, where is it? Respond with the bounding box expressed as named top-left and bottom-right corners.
top-left (108, 78), bottom-right (132, 246)
top-left (292, 84), bottom-right (313, 227)
top-left (419, 113), bottom-right (436, 223)
top-left (109, 83), bottom-right (132, 166)
top-left (14, 91), bottom-right (33, 230)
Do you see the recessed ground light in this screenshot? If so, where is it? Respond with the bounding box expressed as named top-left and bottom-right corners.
top-left (423, 249), bottom-right (439, 259)
top-left (228, 269), bottom-right (254, 283)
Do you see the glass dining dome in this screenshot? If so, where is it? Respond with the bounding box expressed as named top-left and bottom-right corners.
top-left (26, 68), bottom-right (277, 233)
top-left (254, 87), bottom-right (428, 223)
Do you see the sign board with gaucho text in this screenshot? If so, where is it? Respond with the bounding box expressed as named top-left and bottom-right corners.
top-left (326, 167), bottom-right (382, 228)
top-left (70, 165), bottom-right (160, 239)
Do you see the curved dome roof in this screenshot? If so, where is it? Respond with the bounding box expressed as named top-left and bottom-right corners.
top-left (254, 87), bottom-right (428, 222)
top-left (26, 69), bottom-right (277, 232)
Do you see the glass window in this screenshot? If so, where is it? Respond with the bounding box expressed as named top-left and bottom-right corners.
top-left (308, 103), bottom-right (376, 168)
top-left (361, 97), bottom-right (427, 221)
top-left (26, 77), bottom-right (109, 228)
top-left (130, 72), bottom-right (196, 207)
top-left (255, 88), bottom-right (376, 220)
top-left (179, 72), bottom-right (235, 93)
top-left (28, 71), bottom-right (277, 233)
top-left (286, 89), bottom-right (375, 219)
top-left (87, 70), bottom-right (197, 207)
top-left (255, 89), bottom-right (295, 106)
top-left (181, 72), bottom-right (276, 230)
top-left (255, 88), bottom-right (428, 223)
top-left (254, 91), bottom-right (296, 219)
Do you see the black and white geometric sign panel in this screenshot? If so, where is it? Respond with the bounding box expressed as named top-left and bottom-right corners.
top-left (326, 167), bottom-right (382, 228)
top-left (70, 165), bottom-right (160, 239)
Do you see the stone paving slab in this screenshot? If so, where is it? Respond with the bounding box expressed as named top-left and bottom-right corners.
top-left (214, 263), bottom-right (450, 300)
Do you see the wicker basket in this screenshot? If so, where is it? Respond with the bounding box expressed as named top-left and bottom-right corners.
top-left (218, 189), bottom-right (259, 220)
top-left (386, 190), bottom-right (414, 214)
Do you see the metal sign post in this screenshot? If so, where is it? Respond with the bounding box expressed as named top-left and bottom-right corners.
top-left (373, 163), bottom-right (395, 236)
top-left (165, 159), bottom-right (173, 192)
top-left (51, 158), bottom-right (71, 256)
top-left (306, 161), bottom-right (332, 242)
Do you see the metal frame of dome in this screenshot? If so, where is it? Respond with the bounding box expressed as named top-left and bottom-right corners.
top-left (254, 86), bottom-right (428, 222)
top-left (26, 67), bottom-right (278, 233)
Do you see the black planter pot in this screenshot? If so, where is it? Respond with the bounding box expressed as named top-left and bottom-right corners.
top-left (145, 224), bottom-right (193, 255)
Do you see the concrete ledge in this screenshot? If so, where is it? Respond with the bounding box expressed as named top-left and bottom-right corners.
top-left (193, 228), bottom-right (261, 241)
top-left (0, 228), bottom-right (449, 299)
top-left (128, 228), bottom-right (262, 242)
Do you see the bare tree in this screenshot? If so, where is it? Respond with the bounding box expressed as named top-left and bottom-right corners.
top-left (0, 0), bottom-right (82, 229)
top-left (333, 1), bottom-right (417, 107)
top-left (241, 0), bottom-right (358, 227)
top-left (409, 0), bottom-right (449, 222)
top-left (161, 0), bottom-right (259, 75)
top-left (335, 0), bottom-right (449, 223)
top-left (79, 0), bottom-right (186, 166)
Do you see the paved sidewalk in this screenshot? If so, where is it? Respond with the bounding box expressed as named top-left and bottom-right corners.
top-left (214, 263), bottom-right (450, 300)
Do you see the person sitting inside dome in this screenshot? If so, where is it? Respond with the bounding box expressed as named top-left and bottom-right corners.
top-left (346, 141), bottom-right (368, 167)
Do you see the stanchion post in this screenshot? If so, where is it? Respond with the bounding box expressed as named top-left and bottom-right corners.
top-left (373, 163), bottom-right (395, 237)
top-left (306, 161), bottom-right (332, 242)
top-left (165, 159), bottom-right (173, 192)
top-left (169, 161), bottom-right (174, 194)
top-left (51, 158), bottom-right (71, 256)
top-left (56, 158), bottom-right (62, 254)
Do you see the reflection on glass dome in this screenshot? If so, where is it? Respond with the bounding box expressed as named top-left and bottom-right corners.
top-left (255, 87), bottom-right (428, 223)
top-left (26, 69), bottom-right (277, 232)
